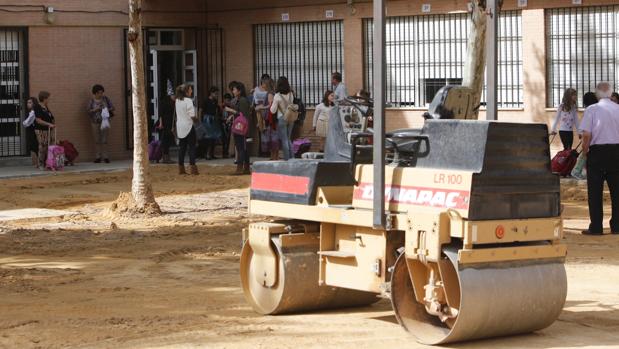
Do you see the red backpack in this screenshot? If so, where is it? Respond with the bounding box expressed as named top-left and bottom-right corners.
top-left (59, 140), bottom-right (79, 165)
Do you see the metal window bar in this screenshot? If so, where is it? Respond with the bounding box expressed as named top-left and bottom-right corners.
top-left (362, 11), bottom-right (523, 109)
top-left (253, 21), bottom-right (344, 106)
top-left (0, 28), bottom-right (26, 157)
top-left (546, 6), bottom-right (618, 108)
top-left (203, 28), bottom-right (225, 96)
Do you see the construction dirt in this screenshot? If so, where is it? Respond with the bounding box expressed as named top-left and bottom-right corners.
top-left (0, 166), bottom-right (618, 349)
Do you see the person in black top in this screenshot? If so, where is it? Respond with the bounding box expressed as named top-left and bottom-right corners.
top-left (202, 87), bottom-right (222, 160)
top-left (34, 91), bottom-right (55, 169)
top-left (22, 97), bottom-right (39, 167)
top-left (157, 91), bottom-right (176, 164)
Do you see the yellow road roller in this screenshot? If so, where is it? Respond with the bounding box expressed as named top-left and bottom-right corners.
top-left (240, 0), bottom-right (566, 344)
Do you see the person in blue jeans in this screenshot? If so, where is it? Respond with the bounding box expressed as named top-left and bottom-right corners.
top-left (270, 76), bottom-right (295, 160)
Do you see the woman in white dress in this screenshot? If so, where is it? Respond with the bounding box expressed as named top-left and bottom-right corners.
top-left (312, 90), bottom-right (335, 152)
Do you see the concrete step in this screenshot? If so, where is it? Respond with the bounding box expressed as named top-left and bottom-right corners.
top-left (0, 156), bottom-right (32, 167)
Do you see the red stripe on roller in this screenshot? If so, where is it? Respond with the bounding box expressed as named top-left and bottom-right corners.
top-left (251, 173), bottom-right (310, 195)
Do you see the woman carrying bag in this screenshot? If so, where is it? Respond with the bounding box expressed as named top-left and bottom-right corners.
top-left (270, 76), bottom-right (296, 161)
top-left (225, 81), bottom-right (253, 175)
top-left (175, 84), bottom-right (199, 176)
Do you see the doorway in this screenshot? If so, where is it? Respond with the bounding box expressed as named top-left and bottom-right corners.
top-left (146, 29), bottom-right (197, 140)
top-left (0, 28), bottom-right (27, 157)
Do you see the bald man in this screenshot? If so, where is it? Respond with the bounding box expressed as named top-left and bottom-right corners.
top-left (581, 82), bottom-right (619, 235)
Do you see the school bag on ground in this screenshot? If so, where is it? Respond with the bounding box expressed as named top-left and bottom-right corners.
top-left (59, 140), bottom-right (79, 165)
top-left (46, 129), bottom-right (65, 171)
top-left (551, 143), bottom-right (581, 177)
top-left (148, 139), bottom-right (163, 163)
top-left (293, 138), bottom-right (312, 158)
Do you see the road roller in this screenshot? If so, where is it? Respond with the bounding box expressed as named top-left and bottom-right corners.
top-left (240, 0), bottom-right (567, 344)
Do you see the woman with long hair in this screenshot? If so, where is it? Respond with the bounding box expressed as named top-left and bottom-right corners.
top-left (175, 84), bottom-right (199, 175)
top-left (270, 76), bottom-right (295, 160)
top-left (254, 75), bottom-right (279, 160)
top-left (551, 88), bottom-right (579, 150)
top-left (313, 90), bottom-right (335, 152)
top-left (225, 81), bottom-right (254, 175)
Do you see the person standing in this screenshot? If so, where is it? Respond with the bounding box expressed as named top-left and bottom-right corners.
top-left (254, 75), bottom-right (279, 160)
top-left (313, 90), bottom-right (335, 152)
top-left (571, 92), bottom-right (599, 180)
top-left (157, 89), bottom-right (176, 164)
top-left (332, 72), bottom-right (348, 104)
top-left (22, 97), bottom-right (39, 167)
top-left (87, 84), bottom-right (115, 163)
top-left (221, 93), bottom-right (233, 158)
top-left (34, 91), bottom-right (55, 170)
top-left (202, 86), bottom-right (222, 160)
top-left (225, 81), bottom-right (253, 175)
top-left (175, 84), bottom-right (199, 176)
top-left (580, 82), bottom-right (619, 236)
top-left (270, 77), bottom-right (295, 161)
top-left (550, 88), bottom-right (579, 150)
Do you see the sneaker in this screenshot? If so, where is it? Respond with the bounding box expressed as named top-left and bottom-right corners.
top-left (104, 158), bottom-right (110, 164)
top-left (94, 158), bottom-right (102, 163)
top-left (581, 230), bottom-right (603, 236)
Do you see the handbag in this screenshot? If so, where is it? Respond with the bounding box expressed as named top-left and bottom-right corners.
top-left (231, 112), bottom-right (249, 136)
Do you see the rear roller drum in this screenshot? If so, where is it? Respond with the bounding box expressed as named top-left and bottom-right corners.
top-left (240, 236), bottom-right (378, 315)
top-left (390, 249), bottom-right (567, 344)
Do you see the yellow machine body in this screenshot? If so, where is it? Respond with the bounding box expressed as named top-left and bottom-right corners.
top-left (242, 154), bottom-right (567, 344)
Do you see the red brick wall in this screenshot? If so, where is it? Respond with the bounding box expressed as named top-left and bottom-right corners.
top-left (29, 27), bottom-right (127, 161)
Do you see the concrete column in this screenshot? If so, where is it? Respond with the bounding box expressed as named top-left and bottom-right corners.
top-left (521, 9), bottom-right (547, 124)
top-left (343, 17), bottom-right (364, 95)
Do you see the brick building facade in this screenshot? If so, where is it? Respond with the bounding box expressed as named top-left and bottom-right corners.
top-left (0, 0), bottom-right (617, 161)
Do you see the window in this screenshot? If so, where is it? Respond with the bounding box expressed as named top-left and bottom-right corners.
top-left (424, 78), bottom-right (463, 104)
top-left (363, 11), bottom-right (523, 109)
top-left (254, 21), bottom-right (344, 107)
top-left (546, 6), bottom-right (618, 108)
top-left (0, 28), bottom-right (27, 157)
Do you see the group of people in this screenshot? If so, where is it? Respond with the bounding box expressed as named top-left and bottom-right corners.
top-left (159, 72), bottom-right (348, 176)
top-left (23, 85), bottom-right (115, 170)
top-left (22, 91), bottom-right (55, 169)
top-left (551, 84), bottom-right (619, 236)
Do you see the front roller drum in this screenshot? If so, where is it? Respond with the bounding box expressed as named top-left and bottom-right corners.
top-left (391, 249), bottom-right (567, 344)
top-left (240, 236), bottom-right (378, 315)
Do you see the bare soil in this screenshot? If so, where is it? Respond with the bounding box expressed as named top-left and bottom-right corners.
top-left (0, 168), bottom-right (618, 349)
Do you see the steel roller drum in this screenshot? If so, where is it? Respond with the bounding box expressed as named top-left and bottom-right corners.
top-left (391, 247), bottom-right (567, 344)
top-left (240, 237), bottom-right (379, 315)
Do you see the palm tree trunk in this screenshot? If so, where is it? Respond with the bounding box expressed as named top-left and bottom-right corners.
top-left (127, 0), bottom-right (160, 213)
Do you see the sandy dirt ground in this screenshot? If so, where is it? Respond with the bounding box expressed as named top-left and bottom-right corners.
top-left (0, 167), bottom-right (618, 349)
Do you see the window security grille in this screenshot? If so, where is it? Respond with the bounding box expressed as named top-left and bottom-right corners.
top-left (0, 28), bottom-right (26, 157)
top-left (363, 11), bottom-right (523, 109)
top-left (254, 21), bottom-right (344, 107)
top-left (546, 6), bottom-right (618, 108)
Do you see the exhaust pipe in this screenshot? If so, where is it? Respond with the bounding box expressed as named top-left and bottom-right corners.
top-left (372, 0), bottom-right (386, 229)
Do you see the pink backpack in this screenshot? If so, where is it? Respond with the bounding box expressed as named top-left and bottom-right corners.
top-left (231, 112), bottom-right (249, 136)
